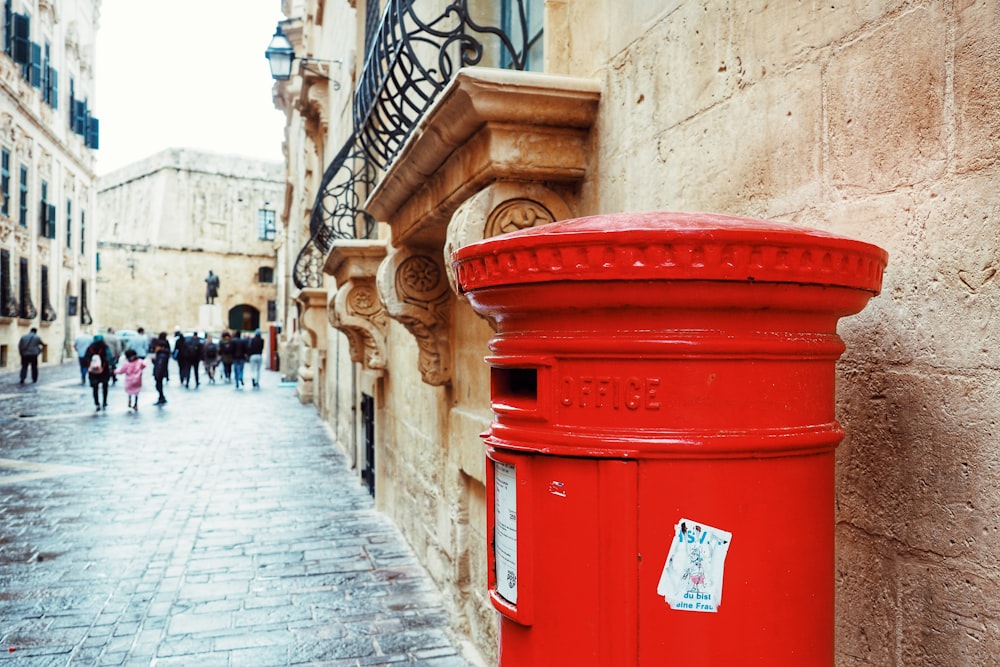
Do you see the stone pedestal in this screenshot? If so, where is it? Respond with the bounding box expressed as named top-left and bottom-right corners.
top-left (198, 304), bottom-right (224, 333)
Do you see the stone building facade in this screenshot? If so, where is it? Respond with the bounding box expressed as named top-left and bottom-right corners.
top-left (95, 149), bottom-right (283, 337)
top-left (272, 1), bottom-right (1000, 664)
top-left (0, 0), bottom-right (100, 369)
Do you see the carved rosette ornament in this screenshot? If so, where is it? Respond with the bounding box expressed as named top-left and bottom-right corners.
top-left (329, 281), bottom-right (389, 371)
top-left (377, 247), bottom-right (452, 386)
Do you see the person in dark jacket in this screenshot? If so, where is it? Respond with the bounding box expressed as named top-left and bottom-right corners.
top-left (218, 331), bottom-right (234, 383)
top-left (18, 327), bottom-right (46, 384)
top-left (247, 329), bottom-right (265, 388)
top-left (150, 332), bottom-right (172, 405)
top-left (172, 330), bottom-right (185, 380)
top-left (180, 332), bottom-right (203, 388)
top-left (202, 333), bottom-right (220, 384)
top-left (84, 334), bottom-right (112, 411)
top-left (231, 331), bottom-right (249, 389)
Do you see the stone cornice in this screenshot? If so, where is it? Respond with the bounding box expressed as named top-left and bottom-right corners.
top-left (365, 68), bottom-right (601, 248)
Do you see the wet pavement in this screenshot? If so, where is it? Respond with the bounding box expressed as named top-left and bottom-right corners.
top-left (0, 361), bottom-right (480, 667)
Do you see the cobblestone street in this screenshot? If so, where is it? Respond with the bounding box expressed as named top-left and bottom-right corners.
top-left (0, 361), bottom-right (477, 667)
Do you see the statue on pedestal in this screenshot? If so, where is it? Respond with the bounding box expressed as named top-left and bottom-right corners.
top-left (205, 270), bottom-right (220, 305)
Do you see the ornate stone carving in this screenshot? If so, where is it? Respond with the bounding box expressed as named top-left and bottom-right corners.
top-left (64, 23), bottom-right (81, 63)
top-left (298, 74), bottom-right (330, 149)
top-left (366, 70), bottom-right (599, 388)
top-left (330, 282), bottom-right (388, 370)
top-left (443, 181), bottom-right (572, 296)
top-left (377, 247), bottom-right (452, 386)
top-left (38, 149), bottom-right (52, 179)
top-left (15, 228), bottom-right (29, 255)
top-left (325, 239), bottom-right (389, 373)
top-left (0, 112), bottom-right (13, 140)
top-left (296, 287), bottom-right (329, 351)
top-left (484, 198), bottom-right (554, 238)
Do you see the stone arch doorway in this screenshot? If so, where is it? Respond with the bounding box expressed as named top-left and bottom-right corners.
top-left (228, 304), bottom-right (260, 333)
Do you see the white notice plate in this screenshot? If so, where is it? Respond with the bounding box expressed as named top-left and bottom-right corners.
top-left (493, 461), bottom-right (518, 604)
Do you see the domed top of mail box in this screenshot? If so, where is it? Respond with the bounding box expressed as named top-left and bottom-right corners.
top-left (452, 211), bottom-right (887, 295)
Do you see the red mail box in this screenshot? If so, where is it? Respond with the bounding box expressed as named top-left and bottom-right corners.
top-left (452, 211), bottom-right (888, 665)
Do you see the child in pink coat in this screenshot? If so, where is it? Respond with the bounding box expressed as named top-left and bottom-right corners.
top-left (114, 349), bottom-right (148, 410)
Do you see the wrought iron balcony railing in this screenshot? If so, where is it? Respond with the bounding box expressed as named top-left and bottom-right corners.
top-left (355, 0), bottom-right (530, 170)
top-left (293, 137), bottom-right (377, 289)
top-left (294, 0), bottom-right (531, 290)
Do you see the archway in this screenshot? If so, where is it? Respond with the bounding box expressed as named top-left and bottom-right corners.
top-left (227, 304), bottom-right (260, 333)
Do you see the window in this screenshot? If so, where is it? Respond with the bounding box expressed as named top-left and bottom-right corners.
top-left (501, 0), bottom-right (543, 71)
top-left (0, 249), bottom-right (13, 317)
top-left (68, 78), bottom-right (99, 149)
top-left (80, 209), bottom-right (85, 255)
top-left (18, 256), bottom-right (34, 319)
top-left (39, 180), bottom-right (55, 239)
top-left (11, 11), bottom-right (28, 80)
top-left (29, 40), bottom-right (40, 87)
top-left (257, 208), bottom-right (276, 241)
top-left (40, 264), bottom-right (54, 321)
top-left (18, 164), bottom-right (27, 227)
top-left (3, 1), bottom-right (12, 57)
top-left (39, 179), bottom-right (47, 236)
top-left (41, 41), bottom-right (57, 109)
top-left (258, 266), bottom-right (275, 283)
top-left (66, 198), bottom-right (72, 248)
top-left (1, 148), bottom-right (8, 217)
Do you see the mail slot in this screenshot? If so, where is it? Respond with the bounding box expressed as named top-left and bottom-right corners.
top-left (452, 211), bottom-right (888, 665)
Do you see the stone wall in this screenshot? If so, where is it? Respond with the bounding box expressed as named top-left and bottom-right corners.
top-left (96, 149), bottom-right (284, 335)
top-left (581, 2), bottom-right (1000, 664)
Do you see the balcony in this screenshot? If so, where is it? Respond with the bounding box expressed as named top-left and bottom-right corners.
top-left (296, 0), bottom-right (600, 385)
top-left (293, 0), bottom-right (537, 289)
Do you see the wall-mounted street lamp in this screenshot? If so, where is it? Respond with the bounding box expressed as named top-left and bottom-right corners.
top-left (264, 25), bottom-right (341, 90)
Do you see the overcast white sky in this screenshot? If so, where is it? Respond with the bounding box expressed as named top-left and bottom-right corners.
top-left (94, 0), bottom-right (286, 175)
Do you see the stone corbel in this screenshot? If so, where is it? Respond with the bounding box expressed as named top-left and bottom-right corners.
top-left (377, 246), bottom-right (452, 386)
top-left (296, 287), bottom-right (329, 351)
top-left (444, 181), bottom-right (572, 296)
top-left (325, 240), bottom-right (389, 373)
top-left (297, 72), bottom-right (330, 141)
top-left (365, 69), bottom-right (600, 387)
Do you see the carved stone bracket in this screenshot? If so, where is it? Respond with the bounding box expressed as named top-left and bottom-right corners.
top-left (296, 287), bottom-right (329, 351)
top-left (376, 246), bottom-right (452, 386)
top-left (366, 69), bottom-right (600, 386)
top-left (325, 239), bottom-right (389, 373)
top-left (444, 181), bottom-right (572, 296)
top-left (15, 227), bottom-right (29, 255)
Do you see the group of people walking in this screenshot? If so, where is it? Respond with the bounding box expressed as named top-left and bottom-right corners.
top-left (169, 329), bottom-right (266, 390)
top-left (72, 327), bottom-right (266, 411)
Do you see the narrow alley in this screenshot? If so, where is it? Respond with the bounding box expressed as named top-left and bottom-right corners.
top-left (0, 361), bottom-right (476, 667)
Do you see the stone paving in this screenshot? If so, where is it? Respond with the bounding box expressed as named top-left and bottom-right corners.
top-left (0, 360), bottom-right (480, 667)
